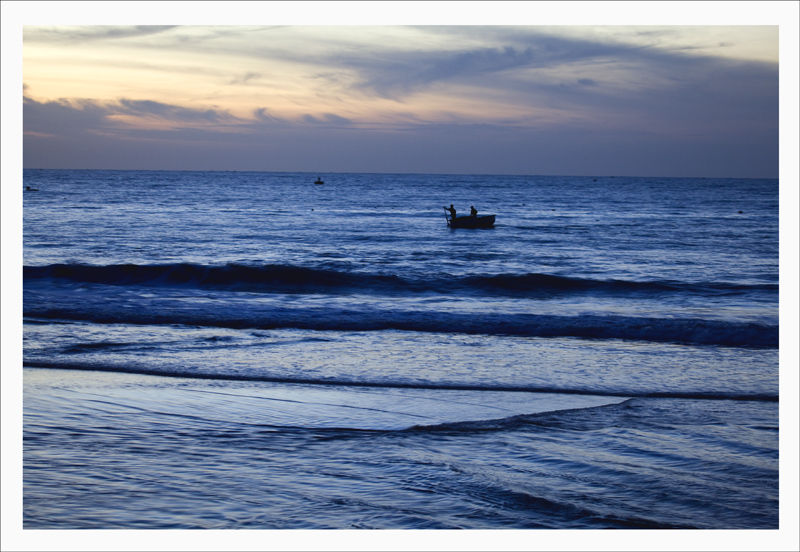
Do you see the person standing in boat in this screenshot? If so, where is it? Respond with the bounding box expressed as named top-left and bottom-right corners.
top-left (445, 204), bottom-right (457, 219)
top-left (470, 206), bottom-right (478, 217)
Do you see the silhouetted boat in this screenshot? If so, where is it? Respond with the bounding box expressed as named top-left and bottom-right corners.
top-left (314, 177), bottom-right (324, 185)
top-left (443, 208), bottom-right (496, 228)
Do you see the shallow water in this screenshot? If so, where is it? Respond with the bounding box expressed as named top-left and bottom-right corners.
top-left (24, 368), bottom-right (778, 530)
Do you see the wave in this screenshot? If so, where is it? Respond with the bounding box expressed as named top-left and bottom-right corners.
top-left (23, 262), bottom-right (777, 298)
top-left (22, 361), bottom-right (778, 402)
top-left (25, 303), bottom-right (778, 348)
top-left (23, 300), bottom-right (777, 348)
top-left (24, 263), bottom-right (778, 347)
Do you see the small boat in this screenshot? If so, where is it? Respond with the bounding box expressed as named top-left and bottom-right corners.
top-left (314, 177), bottom-right (324, 185)
top-left (443, 207), bottom-right (496, 228)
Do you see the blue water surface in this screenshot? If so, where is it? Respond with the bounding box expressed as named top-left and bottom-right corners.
top-left (22, 170), bottom-right (779, 530)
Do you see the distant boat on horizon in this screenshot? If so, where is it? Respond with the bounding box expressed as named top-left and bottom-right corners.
top-left (314, 177), bottom-right (324, 185)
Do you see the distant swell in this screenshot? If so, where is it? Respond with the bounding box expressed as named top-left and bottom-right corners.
top-left (23, 262), bottom-right (777, 298)
top-left (22, 361), bottom-right (778, 402)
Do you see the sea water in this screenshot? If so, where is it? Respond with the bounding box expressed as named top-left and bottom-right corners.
top-left (21, 170), bottom-right (779, 530)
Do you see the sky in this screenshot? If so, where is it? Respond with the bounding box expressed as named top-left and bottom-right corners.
top-left (7, 2), bottom-right (795, 178)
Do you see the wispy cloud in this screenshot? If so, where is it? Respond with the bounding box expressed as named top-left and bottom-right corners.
top-left (229, 72), bottom-right (262, 86)
top-left (23, 96), bottom-right (243, 137)
top-left (24, 25), bottom-right (179, 43)
top-left (324, 28), bottom-right (777, 109)
top-left (301, 113), bottom-right (353, 126)
top-left (24, 95), bottom-right (357, 136)
top-left (116, 99), bottom-right (237, 124)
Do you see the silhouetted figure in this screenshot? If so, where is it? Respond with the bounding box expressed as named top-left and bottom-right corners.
top-left (445, 204), bottom-right (457, 218)
top-left (470, 206), bottom-right (478, 216)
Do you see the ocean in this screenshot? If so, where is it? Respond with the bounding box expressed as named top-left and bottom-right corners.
top-left (20, 169), bottom-right (782, 537)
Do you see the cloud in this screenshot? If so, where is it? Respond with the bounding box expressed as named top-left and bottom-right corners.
top-left (116, 99), bottom-right (238, 124)
top-left (253, 108), bottom-right (289, 126)
top-left (301, 113), bottom-right (352, 126)
top-left (313, 30), bottom-right (644, 101)
top-left (19, 26), bottom-right (780, 177)
top-left (23, 25), bottom-right (179, 43)
top-left (229, 72), bottom-right (262, 85)
top-left (21, 25), bottom-right (779, 129)
top-left (23, 95), bottom-right (243, 138)
top-left (22, 89), bottom-right (777, 178)
top-left (327, 27), bottom-right (778, 119)
top-left (23, 94), bottom-right (354, 139)
top-left (23, 96), bottom-right (115, 136)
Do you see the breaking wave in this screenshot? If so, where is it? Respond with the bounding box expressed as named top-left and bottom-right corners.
top-left (23, 305), bottom-right (777, 348)
top-left (23, 262), bottom-right (777, 298)
top-left (24, 263), bottom-right (778, 348)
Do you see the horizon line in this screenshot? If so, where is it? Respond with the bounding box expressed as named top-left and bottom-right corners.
top-left (21, 167), bottom-right (779, 180)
